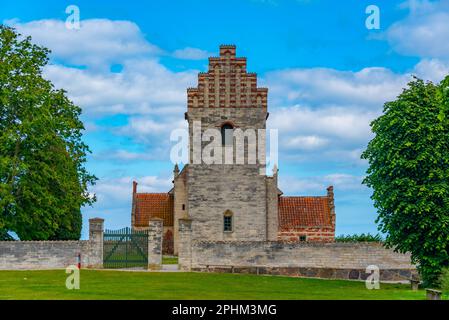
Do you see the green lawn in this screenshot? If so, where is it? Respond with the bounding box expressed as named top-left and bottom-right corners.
top-left (0, 270), bottom-right (427, 300)
top-left (162, 256), bottom-right (178, 264)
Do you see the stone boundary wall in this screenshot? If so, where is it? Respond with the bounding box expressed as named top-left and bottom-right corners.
top-left (192, 266), bottom-right (415, 282)
top-left (188, 241), bottom-right (416, 281)
top-left (0, 218), bottom-right (104, 270)
top-left (178, 220), bottom-right (416, 281)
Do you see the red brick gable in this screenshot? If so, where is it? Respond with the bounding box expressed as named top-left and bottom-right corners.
top-left (134, 193), bottom-right (174, 227)
top-left (278, 196), bottom-right (332, 230)
top-left (187, 44), bottom-right (268, 110)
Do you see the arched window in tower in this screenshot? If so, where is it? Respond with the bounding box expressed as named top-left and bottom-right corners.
top-left (223, 210), bottom-right (233, 232)
top-left (221, 123), bottom-right (234, 146)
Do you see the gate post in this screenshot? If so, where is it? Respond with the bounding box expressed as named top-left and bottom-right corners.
top-left (148, 218), bottom-right (163, 270)
top-left (178, 218), bottom-right (192, 271)
top-left (89, 218), bottom-right (104, 268)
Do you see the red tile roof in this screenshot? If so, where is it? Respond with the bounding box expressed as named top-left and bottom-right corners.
top-left (279, 196), bottom-right (332, 229)
top-left (134, 193), bottom-right (174, 227)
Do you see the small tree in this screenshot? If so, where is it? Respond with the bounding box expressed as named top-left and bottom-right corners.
top-left (0, 26), bottom-right (97, 240)
top-left (362, 76), bottom-right (449, 286)
top-left (440, 268), bottom-right (449, 294)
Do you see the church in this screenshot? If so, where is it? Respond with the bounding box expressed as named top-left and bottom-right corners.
top-left (131, 45), bottom-right (335, 255)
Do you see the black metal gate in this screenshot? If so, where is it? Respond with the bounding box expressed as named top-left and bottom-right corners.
top-left (103, 227), bottom-right (148, 269)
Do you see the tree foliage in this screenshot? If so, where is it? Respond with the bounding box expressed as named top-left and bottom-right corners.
top-left (440, 268), bottom-right (449, 294)
top-left (0, 26), bottom-right (96, 240)
top-left (335, 233), bottom-right (383, 243)
top-left (362, 76), bottom-right (449, 286)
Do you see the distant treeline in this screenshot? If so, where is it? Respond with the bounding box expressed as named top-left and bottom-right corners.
top-left (335, 233), bottom-right (384, 243)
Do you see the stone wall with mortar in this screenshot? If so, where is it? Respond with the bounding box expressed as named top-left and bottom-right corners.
top-left (178, 218), bottom-right (193, 271)
top-left (180, 238), bottom-right (416, 281)
top-left (0, 218), bottom-right (104, 270)
top-left (187, 163), bottom-right (267, 242)
top-left (148, 218), bottom-right (163, 269)
top-left (265, 173), bottom-right (279, 241)
top-left (173, 165), bottom-right (188, 255)
top-left (194, 265), bottom-right (415, 282)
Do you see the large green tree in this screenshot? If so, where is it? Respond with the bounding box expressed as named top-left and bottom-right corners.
top-left (362, 76), bottom-right (449, 286)
top-left (0, 26), bottom-right (96, 240)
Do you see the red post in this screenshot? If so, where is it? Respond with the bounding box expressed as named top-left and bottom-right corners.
top-left (77, 253), bottom-right (81, 269)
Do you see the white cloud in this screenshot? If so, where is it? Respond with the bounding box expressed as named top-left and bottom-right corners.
top-left (261, 61), bottom-right (433, 166)
top-left (6, 18), bottom-right (200, 163)
top-left (172, 47), bottom-right (213, 60)
top-left (83, 121), bottom-right (99, 132)
top-left (279, 173), bottom-right (366, 195)
top-left (44, 61), bottom-right (197, 116)
top-left (8, 19), bottom-right (162, 68)
top-left (95, 150), bottom-right (155, 162)
top-left (91, 175), bottom-right (172, 206)
top-left (8, 19), bottom-right (199, 120)
top-left (120, 116), bottom-right (187, 143)
top-left (262, 63), bottom-right (437, 166)
top-left (386, 0), bottom-right (449, 60)
top-left (325, 173), bottom-right (364, 189)
top-left (284, 135), bottom-right (329, 150)
top-left (124, 117), bottom-right (183, 135)
top-left (269, 105), bottom-right (376, 143)
top-left (135, 175), bottom-right (173, 192)
top-left (412, 58), bottom-right (449, 83)
top-left (8, 18), bottom-right (209, 131)
top-left (82, 174), bottom-right (173, 233)
top-left (266, 103), bottom-right (377, 166)
top-left (264, 67), bottom-right (410, 108)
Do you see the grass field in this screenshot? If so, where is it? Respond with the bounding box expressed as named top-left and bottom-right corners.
top-left (0, 270), bottom-right (428, 300)
top-left (162, 256), bottom-right (178, 264)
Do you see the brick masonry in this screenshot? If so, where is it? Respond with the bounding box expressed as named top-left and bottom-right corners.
top-left (0, 218), bottom-right (104, 270)
top-left (278, 227), bottom-right (336, 242)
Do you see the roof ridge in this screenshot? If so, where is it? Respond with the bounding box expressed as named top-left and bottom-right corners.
top-left (280, 195), bottom-right (328, 198)
top-left (136, 192), bottom-right (169, 195)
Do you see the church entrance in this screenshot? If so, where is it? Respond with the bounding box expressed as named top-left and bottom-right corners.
top-left (162, 229), bottom-right (174, 255)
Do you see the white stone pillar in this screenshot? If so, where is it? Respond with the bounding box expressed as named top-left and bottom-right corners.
top-left (178, 218), bottom-right (192, 271)
top-left (148, 218), bottom-right (163, 270)
top-left (88, 218), bottom-right (104, 268)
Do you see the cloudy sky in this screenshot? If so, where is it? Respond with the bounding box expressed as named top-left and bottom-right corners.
top-left (2, 0), bottom-right (449, 238)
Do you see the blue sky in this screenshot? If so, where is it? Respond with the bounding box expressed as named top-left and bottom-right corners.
top-left (2, 0), bottom-right (449, 239)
